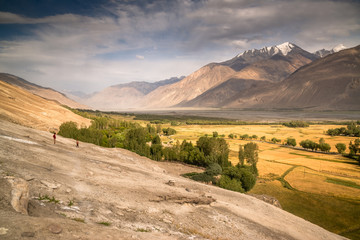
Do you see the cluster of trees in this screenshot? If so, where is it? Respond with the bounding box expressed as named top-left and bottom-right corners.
top-left (299, 138), bottom-right (331, 152)
top-left (326, 123), bottom-right (360, 137)
top-left (184, 142), bottom-right (259, 193)
top-left (58, 118), bottom-right (138, 148)
top-left (282, 121), bottom-right (309, 128)
top-left (162, 136), bottom-right (231, 168)
top-left (162, 127), bottom-right (176, 136)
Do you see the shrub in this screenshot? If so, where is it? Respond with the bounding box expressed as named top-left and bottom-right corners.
top-left (162, 127), bottom-right (177, 136)
top-left (218, 175), bottom-right (244, 193)
top-left (205, 163), bottom-right (222, 176)
top-left (335, 143), bottom-right (346, 154)
top-left (286, 138), bottom-right (297, 147)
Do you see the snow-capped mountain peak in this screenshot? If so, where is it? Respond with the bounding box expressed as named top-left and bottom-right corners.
top-left (236, 42), bottom-right (296, 58)
top-left (275, 42), bottom-right (294, 56)
top-left (314, 44), bottom-right (347, 57)
top-left (332, 44), bottom-right (346, 52)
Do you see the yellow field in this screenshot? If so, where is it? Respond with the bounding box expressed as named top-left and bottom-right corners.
top-left (166, 124), bottom-right (360, 238)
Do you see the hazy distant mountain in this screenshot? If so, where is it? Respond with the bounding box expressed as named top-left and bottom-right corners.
top-left (81, 76), bottom-right (184, 110)
top-left (176, 42), bottom-right (318, 108)
top-left (0, 73), bottom-right (89, 109)
top-left (224, 45), bottom-right (360, 110)
top-left (314, 44), bottom-right (347, 58)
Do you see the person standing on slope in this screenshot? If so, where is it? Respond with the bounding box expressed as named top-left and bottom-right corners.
top-left (53, 133), bottom-right (56, 144)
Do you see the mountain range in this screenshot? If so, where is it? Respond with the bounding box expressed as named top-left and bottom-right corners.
top-left (1, 42), bottom-right (359, 111)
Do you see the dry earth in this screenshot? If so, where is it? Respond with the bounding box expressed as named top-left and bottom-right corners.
top-left (0, 81), bottom-right (91, 131)
top-left (0, 119), bottom-right (348, 240)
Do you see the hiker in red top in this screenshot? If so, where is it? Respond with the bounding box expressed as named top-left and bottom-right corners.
top-left (53, 133), bottom-right (56, 144)
top-left (76, 139), bottom-right (79, 148)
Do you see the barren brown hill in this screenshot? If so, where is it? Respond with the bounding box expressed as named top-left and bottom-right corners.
top-left (140, 64), bottom-right (236, 108)
top-left (178, 46), bottom-right (316, 108)
top-left (0, 81), bottom-right (91, 131)
top-left (143, 43), bottom-right (317, 109)
top-left (0, 73), bottom-right (89, 109)
top-left (0, 119), bottom-right (348, 240)
top-left (224, 45), bottom-right (360, 110)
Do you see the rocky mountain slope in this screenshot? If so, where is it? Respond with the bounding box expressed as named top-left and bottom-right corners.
top-left (0, 80), bottom-right (91, 131)
top-left (224, 45), bottom-right (360, 110)
top-left (177, 43), bottom-right (318, 108)
top-left (0, 73), bottom-right (89, 110)
top-left (0, 119), bottom-right (348, 240)
top-left (139, 64), bottom-right (237, 108)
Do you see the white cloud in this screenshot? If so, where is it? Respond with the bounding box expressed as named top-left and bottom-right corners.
top-left (0, 0), bottom-right (359, 92)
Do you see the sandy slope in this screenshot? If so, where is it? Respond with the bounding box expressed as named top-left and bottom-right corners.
top-left (0, 81), bottom-right (91, 131)
top-left (0, 120), bottom-right (347, 240)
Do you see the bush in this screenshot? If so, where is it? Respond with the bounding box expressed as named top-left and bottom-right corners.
top-left (271, 137), bottom-right (281, 143)
top-left (218, 175), bottom-right (244, 193)
top-left (286, 138), bottom-right (297, 147)
top-left (162, 127), bottom-right (177, 136)
top-left (205, 163), bottom-right (222, 176)
top-left (335, 143), bottom-right (346, 154)
top-left (182, 172), bottom-right (214, 183)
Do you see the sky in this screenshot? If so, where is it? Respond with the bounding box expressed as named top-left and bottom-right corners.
top-left (0, 0), bottom-right (359, 93)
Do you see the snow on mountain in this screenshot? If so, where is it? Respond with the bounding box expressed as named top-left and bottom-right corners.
top-left (237, 42), bottom-right (295, 58)
top-left (332, 44), bottom-right (346, 52)
top-left (314, 44), bottom-right (347, 57)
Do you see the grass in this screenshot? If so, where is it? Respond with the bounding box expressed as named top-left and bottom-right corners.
top-left (136, 228), bottom-right (151, 232)
top-left (326, 177), bottom-right (360, 189)
top-left (37, 194), bottom-right (59, 204)
top-left (72, 218), bottom-right (85, 223)
top-left (289, 152), bottom-right (356, 164)
top-left (249, 181), bottom-right (360, 238)
top-left (97, 221), bottom-right (111, 226)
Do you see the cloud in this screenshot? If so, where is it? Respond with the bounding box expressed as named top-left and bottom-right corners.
top-left (0, 0), bottom-right (359, 93)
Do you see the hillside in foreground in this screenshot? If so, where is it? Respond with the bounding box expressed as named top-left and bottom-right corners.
top-left (0, 80), bottom-right (91, 131)
top-left (0, 119), bottom-right (348, 240)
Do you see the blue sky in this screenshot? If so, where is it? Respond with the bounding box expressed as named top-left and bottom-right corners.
top-left (0, 0), bottom-right (359, 93)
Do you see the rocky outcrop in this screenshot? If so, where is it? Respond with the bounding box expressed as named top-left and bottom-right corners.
top-left (6, 177), bottom-right (29, 215)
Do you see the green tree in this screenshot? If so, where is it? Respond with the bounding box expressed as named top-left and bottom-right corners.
top-left (58, 121), bottom-right (79, 139)
top-left (335, 143), bottom-right (346, 154)
top-left (152, 135), bottom-right (161, 144)
top-left (150, 144), bottom-right (163, 161)
top-left (238, 145), bottom-right (245, 166)
top-left (228, 133), bottom-right (234, 139)
top-left (213, 131), bottom-right (219, 138)
top-left (349, 139), bottom-right (360, 155)
top-left (285, 138), bottom-right (297, 147)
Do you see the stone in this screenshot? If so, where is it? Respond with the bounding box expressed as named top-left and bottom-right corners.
top-left (66, 188), bottom-right (72, 193)
top-left (166, 180), bottom-right (175, 186)
top-left (0, 227), bottom-right (8, 235)
top-left (7, 177), bottom-right (29, 215)
top-left (48, 224), bottom-right (62, 234)
top-left (21, 232), bottom-right (35, 237)
top-left (41, 180), bottom-right (61, 189)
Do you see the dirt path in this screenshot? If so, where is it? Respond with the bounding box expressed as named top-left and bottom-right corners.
top-left (0, 120), bottom-right (348, 240)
